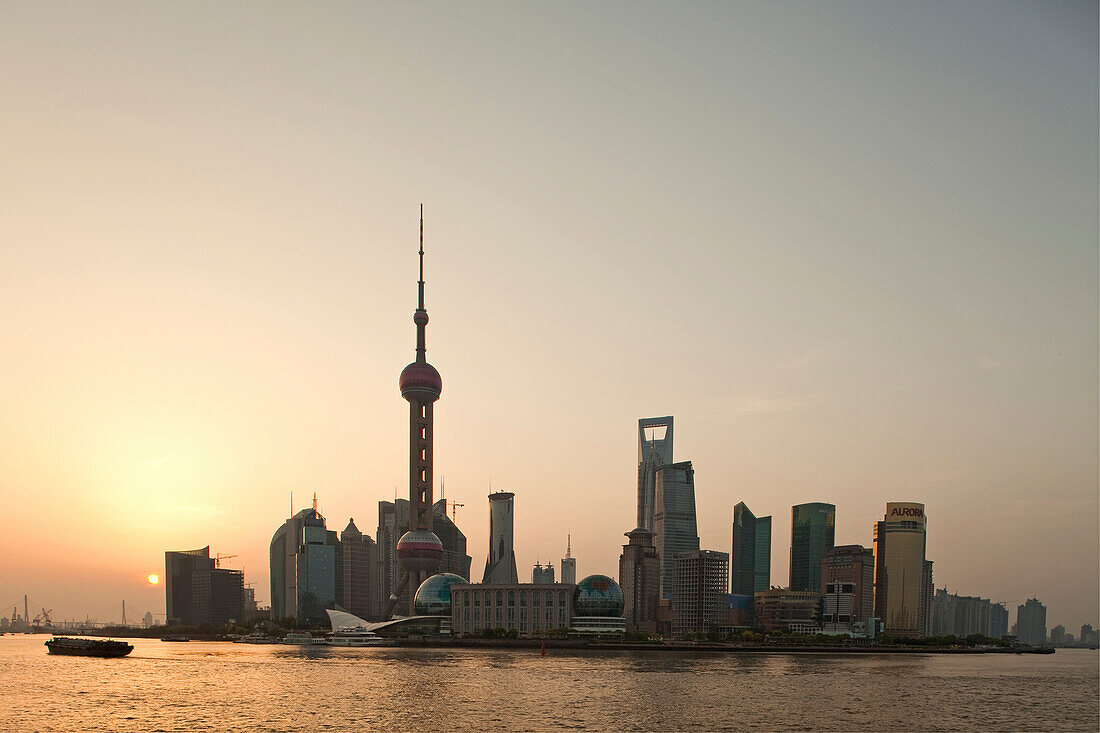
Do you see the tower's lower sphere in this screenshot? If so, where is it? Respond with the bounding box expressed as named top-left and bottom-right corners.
top-left (397, 529), bottom-right (444, 574)
top-left (413, 573), bottom-right (467, 616)
top-left (573, 574), bottom-right (625, 617)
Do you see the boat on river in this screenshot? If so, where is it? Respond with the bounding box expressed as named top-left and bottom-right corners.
top-left (327, 627), bottom-right (395, 647)
top-left (45, 637), bottom-right (133, 658)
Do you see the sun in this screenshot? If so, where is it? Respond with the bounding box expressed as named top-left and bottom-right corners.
top-left (147, 574), bottom-right (160, 585)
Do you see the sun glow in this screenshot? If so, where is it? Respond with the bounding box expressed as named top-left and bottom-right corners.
top-left (147, 574), bottom-right (160, 585)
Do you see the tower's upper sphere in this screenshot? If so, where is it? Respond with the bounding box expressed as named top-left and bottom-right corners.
top-left (573, 574), bottom-right (625, 617)
top-left (400, 361), bottom-right (443, 400)
top-left (396, 529), bottom-right (444, 574)
top-left (413, 572), bottom-right (467, 616)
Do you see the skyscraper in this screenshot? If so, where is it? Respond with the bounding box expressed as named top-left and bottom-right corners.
top-left (820, 544), bottom-right (874, 624)
top-left (340, 518), bottom-right (379, 621)
top-left (483, 491), bottom-right (519, 583)
top-left (294, 506), bottom-right (339, 625)
top-left (637, 416), bottom-right (674, 531)
top-left (672, 550), bottom-right (729, 636)
top-left (654, 461), bottom-right (699, 600)
top-left (618, 527), bottom-right (660, 634)
top-left (560, 535), bottom-right (577, 586)
top-left (392, 207), bottom-right (445, 617)
top-left (1016, 598), bottom-right (1047, 646)
top-left (873, 502), bottom-right (930, 637)
top-left (789, 502), bottom-right (835, 592)
top-left (166, 546), bottom-right (241, 626)
top-left (731, 502), bottom-right (771, 595)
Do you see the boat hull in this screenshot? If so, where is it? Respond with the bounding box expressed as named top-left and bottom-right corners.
top-left (45, 639), bottom-right (133, 658)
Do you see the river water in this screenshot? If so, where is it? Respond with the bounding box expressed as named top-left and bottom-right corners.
top-left (1, 636), bottom-right (1096, 731)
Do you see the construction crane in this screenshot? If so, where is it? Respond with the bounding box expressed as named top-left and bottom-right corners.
top-left (450, 501), bottom-right (465, 523)
top-left (40, 608), bottom-right (52, 626)
top-left (215, 553), bottom-right (238, 568)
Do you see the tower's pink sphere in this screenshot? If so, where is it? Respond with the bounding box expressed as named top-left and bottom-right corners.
top-left (397, 529), bottom-right (443, 574)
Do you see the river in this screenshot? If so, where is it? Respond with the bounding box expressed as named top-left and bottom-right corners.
top-left (1, 636), bottom-right (1096, 731)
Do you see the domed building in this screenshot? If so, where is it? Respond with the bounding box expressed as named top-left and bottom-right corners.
top-left (570, 574), bottom-right (627, 634)
top-left (414, 573), bottom-right (468, 616)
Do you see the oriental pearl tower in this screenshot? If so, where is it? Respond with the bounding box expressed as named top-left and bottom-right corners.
top-left (393, 205), bottom-right (444, 616)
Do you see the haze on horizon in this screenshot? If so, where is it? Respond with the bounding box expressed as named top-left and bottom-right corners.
top-left (1, 1), bottom-right (1096, 631)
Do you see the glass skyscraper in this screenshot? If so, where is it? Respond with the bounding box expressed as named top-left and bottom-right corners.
top-left (731, 502), bottom-right (771, 595)
top-left (654, 461), bottom-right (699, 600)
top-left (789, 502), bottom-right (835, 592)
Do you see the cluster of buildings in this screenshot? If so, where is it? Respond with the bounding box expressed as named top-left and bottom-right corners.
top-left (164, 546), bottom-right (261, 626)
top-left (618, 416), bottom-right (966, 640)
top-left (157, 215), bottom-right (1089, 644)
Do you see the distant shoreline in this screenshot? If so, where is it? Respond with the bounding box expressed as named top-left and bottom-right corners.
top-left (13, 631), bottom-right (1073, 654)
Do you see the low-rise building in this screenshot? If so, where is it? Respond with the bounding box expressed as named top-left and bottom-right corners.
top-left (754, 589), bottom-right (821, 631)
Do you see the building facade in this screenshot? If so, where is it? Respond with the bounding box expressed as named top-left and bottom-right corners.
top-left (1016, 598), bottom-right (1047, 646)
top-left (483, 491), bottom-right (519, 583)
top-left (873, 502), bottom-right (931, 637)
top-left (532, 562), bottom-right (556, 584)
top-left (930, 589), bottom-right (1008, 639)
top-left (560, 536), bottom-right (577, 586)
top-left (637, 416), bottom-right (674, 531)
top-left (451, 583), bottom-right (575, 636)
top-left (619, 527), bottom-right (661, 634)
top-left (671, 550), bottom-right (729, 636)
top-left (340, 518), bottom-right (379, 622)
top-left (827, 541), bottom-right (875, 629)
top-left (754, 589), bottom-right (822, 632)
top-left (731, 502), bottom-right (771, 596)
top-left (166, 546), bottom-right (243, 626)
top-left (654, 461), bottom-right (699, 600)
top-left (789, 502), bottom-right (835, 592)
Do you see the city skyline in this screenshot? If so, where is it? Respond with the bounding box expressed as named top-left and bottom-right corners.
top-left (1, 1), bottom-right (1097, 634)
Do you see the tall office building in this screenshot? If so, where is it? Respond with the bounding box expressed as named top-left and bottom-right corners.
top-left (166, 546), bottom-right (214, 626)
top-left (789, 502), bottom-right (835, 592)
top-left (618, 527), bottom-right (660, 634)
top-left (654, 461), bottom-right (699, 600)
top-left (731, 502), bottom-right (771, 595)
top-left (671, 550), bottom-right (729, 636)
top-left (873, 502), bottom-right (930, 636)
top-left (930, 589), bottom-right (1008, 638)
top-left (483, 491), bottom-right (519, 583)
top-left (637, 416), bottom-right (674, 531)
top-left (268, 502), bottom-right (339, 625)
top-left (560, 535), bottom-right (577, 586)
top-left (340, 518), bottom-right (379, 621)
top-left (1016, 598), bottom-right (1047, 646)
top-left (166, 546), bottom-right (243, 626)
top-left (820, 545), bottom-right (874, 624)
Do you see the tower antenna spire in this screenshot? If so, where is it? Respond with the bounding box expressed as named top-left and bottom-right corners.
top-left (418, 203), bottom-right (425, 311)
top-left (567, 533), bottom-right (571, 559)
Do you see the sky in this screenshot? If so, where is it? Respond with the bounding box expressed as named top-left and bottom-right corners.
top-left (1, 1), bottom-right (1096, 631)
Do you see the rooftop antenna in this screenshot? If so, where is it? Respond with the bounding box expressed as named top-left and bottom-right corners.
top-left (567, 533), bottom-right (572, 559)
top-left (290, 491), bottom-right (293, 517)
top-left (313, 492), bottom-right (318, 512)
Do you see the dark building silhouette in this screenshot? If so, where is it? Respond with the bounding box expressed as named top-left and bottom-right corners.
top-left (619, 527), bottom-right (660, 634)
top-left (672, 549), bottom-right (729, 636)
top-left (483, 491), bottom-right (519, 583)
top-left (654, 461), bottom-right (699, 600)
top-left (340, 518), bottom-right (379, 621)
top-left (637, 417), bottom-right (674, 531)
top-left (731, 502), bottom-right (771, 595)
top-left (166, 546), bottom-right (243, 625)
top-left (789, 502), bottom-right (835, 592)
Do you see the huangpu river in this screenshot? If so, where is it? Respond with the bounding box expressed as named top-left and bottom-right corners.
top-left (1, 636), bottom-right (1097, 731)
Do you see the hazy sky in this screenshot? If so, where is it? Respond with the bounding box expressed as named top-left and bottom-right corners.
top-left (1, 1), bottom-right (1096, 631)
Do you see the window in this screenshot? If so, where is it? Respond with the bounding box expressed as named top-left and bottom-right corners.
top-left (473, 593), bottom-right (480, 607)
top-left (507, 591), bottom-right (515, 607)
top-left (420, 426), bottom-right (427, 440)
top-left (533, 592), bottom-right (540, 607)
top-left (520, 591), bottom-right (527, 607)
top-left (496, 591), bottom-right (504, 606)
top-left (420, 404), bottom-right (427, 418)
